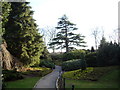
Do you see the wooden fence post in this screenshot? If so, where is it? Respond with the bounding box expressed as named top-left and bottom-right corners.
top-left (72, 85), bottom-right (74, 90)
top-left (63, 78), bottom-right (65, 90)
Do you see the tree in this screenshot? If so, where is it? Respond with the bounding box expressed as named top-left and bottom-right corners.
top-left (92, 27), bottom-right (101, 50)
top-left (109, 29), bottom-right (119, 44)
top-left (97, 37), bottom-right (120, 66)
top-left (91, 46), bottom-right (95, 52)
top-left (3, 2), bottom-right (44, 66)
top-left (0, 2), bottom-right (11, 45)
top-left (40, 26), bottom-right (57, 53)
top-left (49, 15), bottom-right (86, 53)
top-left (99, 36), bottom-right (106, 48)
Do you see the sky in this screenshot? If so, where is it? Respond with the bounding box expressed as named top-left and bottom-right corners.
top-left (28, 0), bottom-right (119, 51)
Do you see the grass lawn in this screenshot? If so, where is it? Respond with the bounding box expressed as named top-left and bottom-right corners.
top-left (63, 66), bottom-right (119, 88)
top-left (5, 77), bottom-right (40, 89)
top-left (3, 67), bottom-right (53, 89)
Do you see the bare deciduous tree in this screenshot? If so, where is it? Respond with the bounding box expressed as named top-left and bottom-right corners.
top-left (91, 27), bottom-right (101, 50)
top-left (39, 26), bottom-right (57, 53)
top-left (109, 29), bottom-right (119, 43)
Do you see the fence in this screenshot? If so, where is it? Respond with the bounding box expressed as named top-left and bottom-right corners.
top-left (56, 73), bottom-right (75, 90)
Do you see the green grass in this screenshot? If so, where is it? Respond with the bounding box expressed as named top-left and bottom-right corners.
top-left (64, 66), bottom-right (119, 88)
top-left (63, 66), bottom-right (118, 81)
top-left (5, 77), bottom-right (40, 89)
top-left (4, 67), bottom-right (53, 89)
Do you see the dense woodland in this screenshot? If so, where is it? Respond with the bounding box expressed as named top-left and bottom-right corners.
top-left (0, 1), bottom-right (119, 89)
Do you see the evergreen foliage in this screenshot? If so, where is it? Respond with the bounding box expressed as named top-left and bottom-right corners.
top-left (91, 46), bottom-right (95, 52)
top-left (97, 37), bottom-right (120, 66)
top-left (3, 2), bottom-right (44, 66)
top-left (85, 52), bottom-right (97, 67)
top-left (40, 46), bottom-right (51, 60)
top-left (62, 59), bottom-right (86, 71)
top-left (62, 49), bottom-right (86, 61)
top-left (0, 2), bottom-right (11, 45)
top-left (49, 15), bottom-right (86, 53)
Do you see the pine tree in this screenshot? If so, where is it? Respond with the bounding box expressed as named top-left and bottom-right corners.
top-left (3, 2), bottom-right (44, 66)
top-left (49, 15), bottom-right (86, 53)
top-left (91, 46), bottom-right (95, 52)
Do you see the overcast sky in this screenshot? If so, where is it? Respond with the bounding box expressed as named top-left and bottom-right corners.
top-left (28, 0), bottom-right (119, 51)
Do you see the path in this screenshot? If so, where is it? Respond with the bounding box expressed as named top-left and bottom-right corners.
top-left (34, 65), bottom-right (62, 89)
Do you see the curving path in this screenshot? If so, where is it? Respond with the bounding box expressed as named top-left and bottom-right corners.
top-left (34, 65), bottom-right (62, 89)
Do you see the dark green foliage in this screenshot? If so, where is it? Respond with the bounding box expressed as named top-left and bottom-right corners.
top-left (2, 70), bottom-right (23, 81)
top-left (85, 52), bottom-right (97, 67)
top-left (80, 59), bottom-right (87, 70)
top-left (3, 2), bottom-right (44, 66)
top-left (39, 60), bottom-right (55, 69)
top-left (50, 49), bottom-right (86, 61)
top-left (97, 39), bottom-right (120, 66)
top-left (62, 59), bottom-right (86, 71)
top-left (40, 46), bottom-right (52, 60)
top-left (91, 46), bottom-right (95, 52)
top-left (0, 2), bottom-right (11, 45)
top-left (49, 15), bottom-right (86, 52)
top-left (1, 2), bottom-right (11, 35)
top-left (62, 49), bottom-right (86, 61)
top-left (50, 53), bottom-right (63, 61)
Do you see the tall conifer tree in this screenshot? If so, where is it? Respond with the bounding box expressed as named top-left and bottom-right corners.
top-left (0, 2), bottom-right (11, 44)
top-left (3, 2), bottom-right (44, 66)
top-left (49, 15), bottom-right (86, 52)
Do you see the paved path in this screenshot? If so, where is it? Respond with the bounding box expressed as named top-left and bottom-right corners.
top-left (34, 65), bottom-right (62, 89)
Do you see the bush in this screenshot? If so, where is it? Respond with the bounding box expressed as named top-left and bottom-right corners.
top-left (2, 70), bottom-right (23, 81)
top-left (50, 53), bottom-right (63, 61)
top-left (97, 42), bottom-right (120, 66)
top-left (62, 59), bottom-right (86, 71)
top-left (85, 52), bottom-right (97, 67)
top-left (62, 50), bottom-right (86, 61)
top-left (22, 67), bottom-right (52, 77)
top-left (39, 60), bottom-right (55, 69)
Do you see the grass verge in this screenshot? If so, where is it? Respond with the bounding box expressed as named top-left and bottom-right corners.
top-left (65, 70), bottom-right (119, 88)
top-left (4, 67), bottom-right (52, 89)
top-left (5, 77), bottom-right (40, 89)
top-left (63, 66), bottom-right (119, 88)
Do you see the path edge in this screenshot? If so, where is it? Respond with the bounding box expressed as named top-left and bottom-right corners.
top-left (33, 69), bottom-right (54, 88)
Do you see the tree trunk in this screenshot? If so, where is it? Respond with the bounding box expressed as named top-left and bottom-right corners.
top-left (65, 27), bottom-right (69, 53)
top-left (0, 41), bottom-right (23, 70)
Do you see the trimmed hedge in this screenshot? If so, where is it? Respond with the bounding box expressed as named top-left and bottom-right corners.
top-left (62, 59), bottom-right (86, 71)
top-left (39, 60), bottom-right (55, 69)
top-left (85, 52), bottom-right (97, 67)
top-left (62, 50), bottom-right (86, 61)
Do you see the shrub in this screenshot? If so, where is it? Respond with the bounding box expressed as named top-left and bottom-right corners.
top-left (85, 52), bottom-right (97, 67)
top-left (97, 42), bottom-right (120, 66)
top-left (50, 53), bottom-right (63, 61)
top-left (2, 70), bottom-right (23, 81)
top-left (62, 50), bottom-right (86, 61)
top-left (62, 59), bottom-right (86, 71)
top-left (22, 67), bottom-right (52, 77)
top-left (39, 60), bottom-right (55, 69)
